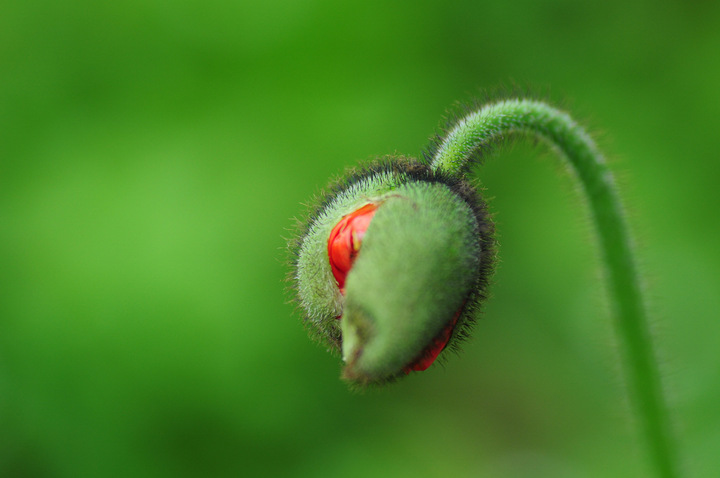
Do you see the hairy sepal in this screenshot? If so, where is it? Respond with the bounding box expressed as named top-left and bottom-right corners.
top-left (341, 182), bottom-right (481, 385)
top-left (294, 157), bottom-right (421, 350)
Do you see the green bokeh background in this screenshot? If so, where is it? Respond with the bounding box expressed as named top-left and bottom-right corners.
top-left (2, 1), bottom-right (718, 477)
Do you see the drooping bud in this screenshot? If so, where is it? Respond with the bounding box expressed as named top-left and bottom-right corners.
top-left (289, 157), bottom-right (494, 386)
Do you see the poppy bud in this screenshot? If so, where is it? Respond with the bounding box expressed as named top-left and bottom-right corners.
top-left (290, 157), bottom-right (494, 386)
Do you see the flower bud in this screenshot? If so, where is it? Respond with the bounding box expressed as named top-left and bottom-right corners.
top-left (289, 157), bottom-right (494, 386)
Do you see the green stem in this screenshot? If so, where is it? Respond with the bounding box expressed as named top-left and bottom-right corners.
top-left (431, 99), bottom-right (679, 478)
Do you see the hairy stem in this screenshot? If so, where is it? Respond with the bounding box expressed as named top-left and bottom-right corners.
top-left (431, 99), bottom-right (679, 478)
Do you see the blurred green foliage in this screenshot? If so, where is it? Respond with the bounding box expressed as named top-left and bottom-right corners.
top-left (1, 1), bottom-right (719, 477)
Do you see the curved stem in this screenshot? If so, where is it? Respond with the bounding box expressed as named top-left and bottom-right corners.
top-left (431, 99), bottom-right (680, 478)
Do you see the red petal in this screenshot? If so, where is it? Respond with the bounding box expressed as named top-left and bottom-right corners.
top-left (327, 203), bottom-right (378, 293)
top-left (403, 306), bottom-right (464, 373)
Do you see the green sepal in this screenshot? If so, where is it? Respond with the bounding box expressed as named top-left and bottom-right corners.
top-left (293, 157), bottom-right (425, 350)
top-left (341, 181), bottom-right (481, 385)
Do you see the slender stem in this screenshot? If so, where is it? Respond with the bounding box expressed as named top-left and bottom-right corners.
top-left (431, 99), bottom-right (679, 478)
